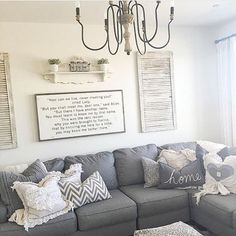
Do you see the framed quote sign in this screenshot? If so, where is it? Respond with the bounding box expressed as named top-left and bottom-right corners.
top-left (35, 90), bottom-right (125, 141)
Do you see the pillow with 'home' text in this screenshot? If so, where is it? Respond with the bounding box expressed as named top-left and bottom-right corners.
top-left (158, 160), bottom-right (205, 189)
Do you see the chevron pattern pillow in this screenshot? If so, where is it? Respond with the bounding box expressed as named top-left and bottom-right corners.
top-left (59, 171), bottom-right (111, 208)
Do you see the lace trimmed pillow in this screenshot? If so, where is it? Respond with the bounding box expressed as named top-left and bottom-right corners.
top-left (9, 175), bottom-right (73, 231)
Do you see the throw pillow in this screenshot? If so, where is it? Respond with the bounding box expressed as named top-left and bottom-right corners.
top-left (60, 163), bottom-right (83, 184)
top-left (158, 160), bottom-right (205, 189)
top-left (159, 149), bottom-right (196, 171)
top-left (195, 153), bottom-right (236, 204)
top-left (196, 143), bottom-right (230, 176)
top-left (217, 147), bottom-right (236, 160)
top-left (43, 158), bottom-right (65, 172)
top-left (64, 151), bottom-right (118, 190)
top-left (59, 171), bottom-right (111, 208)
top-left (0, 159), bottom-right (48, 217)
top-left (0, 163), bottom-right (28, 173)
top-left (9, 175), bottom-right (73, 231)
top-left (197, 140), bottom-right (226, 153)
top-left (195, 144), bottom-right (209, 175)
top-left (142, 157), bottom-right (160, 188)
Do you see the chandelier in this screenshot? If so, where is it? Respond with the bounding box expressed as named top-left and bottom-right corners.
top-left (76, 0), bottom-right (175, 55)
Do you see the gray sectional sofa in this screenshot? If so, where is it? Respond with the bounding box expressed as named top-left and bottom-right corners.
top-left (0, 142), bottom-right (236, 236)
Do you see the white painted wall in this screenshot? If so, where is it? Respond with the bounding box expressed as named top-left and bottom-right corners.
top-left (0, 22), bottom-right (218, 165)
top-left (214, 19), bottom-right (236, 39)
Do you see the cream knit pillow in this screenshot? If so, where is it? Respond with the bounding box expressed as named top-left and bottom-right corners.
top-left (159, 149), bottom-right (196, 171)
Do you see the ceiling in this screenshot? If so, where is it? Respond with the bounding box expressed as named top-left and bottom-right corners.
top-left (0, 0), bottom-right (235, 26)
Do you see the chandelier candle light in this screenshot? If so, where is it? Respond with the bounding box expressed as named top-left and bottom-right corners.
top-left (76, 0), bottom-right (175, 55)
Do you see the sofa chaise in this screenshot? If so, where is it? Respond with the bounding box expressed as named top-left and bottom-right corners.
top-left (0, 142), bottom-right (236, 236)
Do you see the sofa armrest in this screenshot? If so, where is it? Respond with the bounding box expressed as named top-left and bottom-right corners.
top-left (0, 200), bottom-right (7, 223)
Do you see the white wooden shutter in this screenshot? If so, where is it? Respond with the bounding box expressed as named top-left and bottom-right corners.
top-left (0, 53), bottom-right (17, 149)
top-left (137, 51), bottom-right (176, 132)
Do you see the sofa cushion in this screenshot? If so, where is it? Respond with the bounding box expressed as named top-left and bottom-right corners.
top-left (75, 189), bottom-right (137, 231)
top-left (161, 142), bottom-right (197, 151)
top-left (113, 144), bottom-right (160, 186)
top-left (120, 184), bottom-right (189, 218)
top-left (0, 200), bottom-right (7, 223)
top-left (0, 159), bottom-right (48, 217)
top-left (190, 191), bottom-right (236, 228)
top-left (64, 152), bottom-right (118, 190)
top-left (43, 158), bottom-right (64, 172)
top-left (0, 212), bottom-right (77, 236)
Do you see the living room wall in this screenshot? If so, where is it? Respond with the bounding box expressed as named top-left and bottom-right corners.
top-left (0, 22), bottom-right (218, 165)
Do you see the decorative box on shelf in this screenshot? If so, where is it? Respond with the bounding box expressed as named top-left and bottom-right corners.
top-left (43, 71), bottom-right (111, 84)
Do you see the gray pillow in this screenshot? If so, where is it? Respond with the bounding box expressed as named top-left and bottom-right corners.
top-left (0, 200), bottom-right (7, 223)
top-left (142, 157), bottom-right (160, 188)
top-left (0, 159), bottom-right (48, 217)
top-left (195, 144), bottom-right (236, 176)
top-left (158, 160), bottom-right (205, 189)
top-left (161, 142), bottom-right (197, 151)
top-left (217, 147), bottom-right (236, 159)
top-left (43, 158), bottom-right (64, 172)
top-left (195, 144), bottom-right (209, 175)
top-left (64, 152), bottom-right (118, 190)
top-left (113, 144), bottom-right (160, 186)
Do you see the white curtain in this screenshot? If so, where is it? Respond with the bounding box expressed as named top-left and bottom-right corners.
top-left (216, 36), bottom-right (236, 146)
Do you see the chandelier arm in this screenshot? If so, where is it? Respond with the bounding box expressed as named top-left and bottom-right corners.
top-left (78, 21), bottom-right (108, 51)
top-left (128, 1), bottom-right (133, 13)
top-left (119, 1), bottom-right (124, 11)
top-left (133, 22), bottom-right (146, 55)
top-left (143, 1), bottom-right (160, 42)
top-left (116, 8), bottom-right (123, 44)
top-left (109, 5), bottom-right (121, 44)
top-left (146, 20), bottom-right (173, 49)
top-left (107, 7), bottom-right (120, 55)
top-left (118, 0), bottom-right (124, 43)
top-left (130, 2), bottom-right (146, 43)
top-left (131, 1), bottom-right (166, 44)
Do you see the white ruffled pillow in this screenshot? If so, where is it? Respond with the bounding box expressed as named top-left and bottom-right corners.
top-left (159, 149), bottom-right (196, 171)
top-left (9, 175), bottom-right (73, 231)
top-left (197, 140), bottom-right (226, 153)
top-left (59, 163), bottom-right (83, 184)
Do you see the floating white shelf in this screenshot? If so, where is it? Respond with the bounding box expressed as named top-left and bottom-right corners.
top-left (43, 71), bottom-right (111, 84)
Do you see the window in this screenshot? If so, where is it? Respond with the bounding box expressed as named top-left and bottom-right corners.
top-left (0, 53), bottom-right (17, 149)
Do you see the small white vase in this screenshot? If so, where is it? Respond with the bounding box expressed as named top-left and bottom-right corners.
top-left (49, 64), bottom-right (59, 72)
top-left (100, 64), bottom-right (109, 72)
